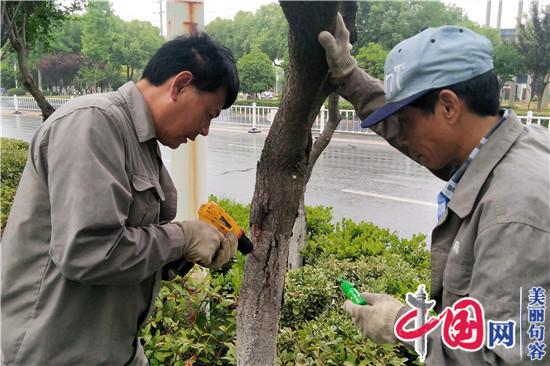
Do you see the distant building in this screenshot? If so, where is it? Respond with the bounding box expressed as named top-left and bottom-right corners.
top-left (497, 28), bottom-right (531, 104)
top-left (500, 28), bottom-right (515, 43)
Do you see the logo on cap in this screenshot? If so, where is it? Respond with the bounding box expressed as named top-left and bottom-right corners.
top-left (385, 63), bottom-right (405, 100)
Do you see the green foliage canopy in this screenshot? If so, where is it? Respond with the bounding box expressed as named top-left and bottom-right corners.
top-left (205, 3), bottom-right (288, 62)
top-left (517, 2), bottom-right (550, 111)
top-left (493, 42), bottom-right (526, 86)
top-left (237, 48), bottom-right (275, 95)
top-left (48, 15), bottom-right (83, 54)
top-left (355, 0), bottom-right (468, 51)
top-left (0, 1), bottom-right (76, 52)
top-left (355, 42), bottom-right (387, 80)
top-left (112, 19), bottom-right (164, 81)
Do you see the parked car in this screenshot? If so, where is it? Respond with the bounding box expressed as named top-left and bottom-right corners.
top-left (259, 91), bottom-right (273, 99)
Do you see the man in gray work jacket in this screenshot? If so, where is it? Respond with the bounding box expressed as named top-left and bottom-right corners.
top-left (319, 15), bottom-right (550, 365)
top-left (2, 33), bottom-right (240, 365)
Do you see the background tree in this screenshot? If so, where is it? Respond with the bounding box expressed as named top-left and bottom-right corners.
top-left (249, 3), bottom-right (288, 62)
top-left (517, 1), bottom-right (550, 111)
top-left (493, 42), bottom-right (526, 90)
top-left (355, 42), bottom-right (387, 79)
top-left (0, 54), bottom-right (21, 89)
top-left (1, 1), bottom-right (80, 120)
top-left (206, 11), bottom-right (255, 61)
top-left (236, 2), bottom-right (357, 364)
top-left (48, 15), bottom-right (83, 55)
top-left (204, 18), bottom-right (237, 56)
top-left (206, 4), bottom-right (288, 63)
top-left (112, 19), bottom-right (164, 81)
top-left (37, 53), bottom-right (83, 90)
top-left (79, 1), bottom-right (123, 91)
top-left (237, 48), bottom-right (275, 97)
top-left (355, 0), bottom-right (468, 50)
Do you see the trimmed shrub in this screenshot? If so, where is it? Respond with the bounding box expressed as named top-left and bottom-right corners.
top-left (1, 138), bottom-right (29, 232)
top-left (301, 218), bottom-right (429, 270)
top-left (141, 274), bottom-right (239, 366)
top-left (234, 99), bottom-right (281, 107)
top-left (304, 205), bottom-right (335, 239)
top-left (280, 255), bottom-right (430, 327)
top-left (278, 310), bottom-right (415, 366)
top-left (140, 198), bottom-right (430, 365)
top-left (7, 87), bottom-right (26, 96)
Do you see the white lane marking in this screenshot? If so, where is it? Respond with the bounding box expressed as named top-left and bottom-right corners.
top-left (341, 189), bottom-right (437, 207)
top-left (227, 143), bottom-right (263, 150)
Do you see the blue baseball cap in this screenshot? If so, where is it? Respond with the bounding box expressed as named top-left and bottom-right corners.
top-left (361, 26), bottom-right (494, 128)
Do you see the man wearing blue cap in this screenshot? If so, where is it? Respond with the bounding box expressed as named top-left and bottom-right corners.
top-left (319, 14), bottom-right (549, 365)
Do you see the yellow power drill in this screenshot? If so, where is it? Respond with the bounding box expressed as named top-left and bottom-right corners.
top-left (165, 201), bottom-right (254, 278)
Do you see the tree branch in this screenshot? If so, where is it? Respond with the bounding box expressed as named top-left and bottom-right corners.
top-left (307, 93), bottom-right (340, 179)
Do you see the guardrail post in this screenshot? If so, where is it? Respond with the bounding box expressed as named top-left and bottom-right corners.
top-left (526, 110), bottom-right (533, 125)
top-left (248, 102), bottom-right (260, 133)
top-left (12, 95), bottom-right (21, 114)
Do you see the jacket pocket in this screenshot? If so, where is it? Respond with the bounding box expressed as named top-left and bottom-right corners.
top-left (127, 174), bottom-right (164, 227)
top-left (442, 262), bottom-right (472, 295)
top-left (441, 262), bottom-right (473, 308)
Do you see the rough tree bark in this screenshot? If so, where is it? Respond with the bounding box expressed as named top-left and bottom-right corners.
top-left (236, 2), bottom-right (357, 365)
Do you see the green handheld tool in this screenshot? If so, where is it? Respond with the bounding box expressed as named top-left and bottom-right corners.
top-left (339, 277), bottom-right (367, 305)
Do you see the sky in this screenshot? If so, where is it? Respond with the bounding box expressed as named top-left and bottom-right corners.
top-left (110, 0), bottom-right (550, 33)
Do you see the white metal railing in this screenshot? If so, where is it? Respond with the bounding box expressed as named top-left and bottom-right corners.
top-left (1, 95), bottom-right (548, 133)
top-left (0, 95), bottom-right (71, 111)
top-left (215, 103), bottom-right (374, 134)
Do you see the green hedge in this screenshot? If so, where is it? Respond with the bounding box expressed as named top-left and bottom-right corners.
top-left (1, 138), bottom-right (29, 232)
top-left (7, 87), bottom-right (26, 96)
top-left (301, 218), bottom-right (429, 270)
top-left (234, 99), bottom-right (282, 107)
top-left (141, 271), bottom-right (239, 365)
top-left (278, 310), bottom-right (413, 366)
top-left (140, 200), bottom-right (430, 365)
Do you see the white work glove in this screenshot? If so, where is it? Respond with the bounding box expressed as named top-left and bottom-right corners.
top-left (176, 220), bottom-right (238, 269)
top-left (343, 292), bottom-right (403, 344)
top-left (318, 12), bottom-right (358, 79)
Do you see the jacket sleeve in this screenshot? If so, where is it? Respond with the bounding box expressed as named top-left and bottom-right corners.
top-left (45, 108), bottom-right (186, 285)
top-left (423, 221), bottom-right (549, 365)
top-left (335, 67), bottom-right (452, 181)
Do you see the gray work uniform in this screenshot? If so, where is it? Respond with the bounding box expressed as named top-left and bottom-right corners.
top-left (1, 82), bottom-right (186, 365)
top-left (338, 68), bottom-right (550, 365)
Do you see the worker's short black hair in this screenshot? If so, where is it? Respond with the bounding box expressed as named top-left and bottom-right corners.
top-left (409, 70), bottom-right (500, 117)
top-left (142, 32), bottom-right (239, 109)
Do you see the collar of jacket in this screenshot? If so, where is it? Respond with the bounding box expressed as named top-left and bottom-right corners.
top-left (447, 110), bottom-right (523, 219)
top-left (118, 81), bottom-right (157, 143)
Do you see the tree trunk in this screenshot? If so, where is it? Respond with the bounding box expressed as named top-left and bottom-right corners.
top-left (236, 3), bottom-right (356, 365)
top-left (536, 76), bottom-right (549, 112)
top-left (531, 73), bottom-right (544, 112)
top-left (541, 79), bottom-right (550, 111)
top-left (6, 15), bottom-right (54, 121)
